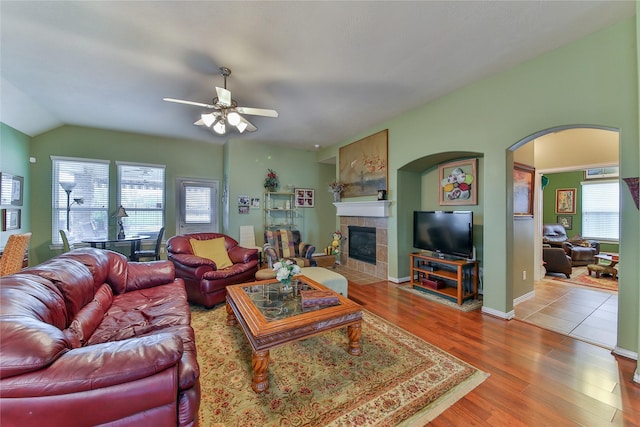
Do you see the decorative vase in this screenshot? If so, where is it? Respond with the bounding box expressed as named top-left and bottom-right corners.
top-left (333, 191), bottom-right (341, 202)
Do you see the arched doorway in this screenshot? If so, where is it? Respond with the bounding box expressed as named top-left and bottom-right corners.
top-left (509, 126), bottom-right (620, 348)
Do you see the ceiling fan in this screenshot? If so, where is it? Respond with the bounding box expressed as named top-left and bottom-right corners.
top-left (163, 67), bottom-right (278, 135)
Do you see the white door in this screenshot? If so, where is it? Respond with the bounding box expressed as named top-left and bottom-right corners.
top-left (176, 178), bottom-right (219, 235)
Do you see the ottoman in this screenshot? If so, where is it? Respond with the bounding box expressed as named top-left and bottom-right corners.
top-left (300, 267), bottom-right (348, 297)
top-left (587, 264), bottom-right (617, 280)
top-left (255, 267), bottom-right (348, 297)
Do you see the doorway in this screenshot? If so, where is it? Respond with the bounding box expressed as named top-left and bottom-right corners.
top-left (176, 178), bottom-right (219, 235)
top-left (511, 126), bottom-right (620, 349)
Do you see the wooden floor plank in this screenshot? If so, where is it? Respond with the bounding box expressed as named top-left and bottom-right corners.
top-left (347, 281), bottom-right (640, 426)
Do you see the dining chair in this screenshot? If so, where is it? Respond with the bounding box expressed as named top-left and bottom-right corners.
top-left (131, 227), bottom-right (165, 261)
top-left (0, 232), bottom-right (32, 276)
top-left (59, 229), bottom-right (75, 252)
top-left (239, 225), bottom-right (263, 266)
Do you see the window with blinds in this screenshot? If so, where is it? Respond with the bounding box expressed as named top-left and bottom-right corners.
top-left (117, 162), bottom-right (165, 237)
top-left (581, 180), bottom-right (619, 241)
top-left (52, 156), bottom-right (110, 244)
top-left (185, 185), bottom-right (212, 224)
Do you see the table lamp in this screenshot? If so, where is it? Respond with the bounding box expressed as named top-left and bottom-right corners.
top-left (114, 206), bottom-right (128, 240)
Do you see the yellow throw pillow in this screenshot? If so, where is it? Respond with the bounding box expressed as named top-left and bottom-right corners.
top-left (190, 237), bottom-right (233, 269)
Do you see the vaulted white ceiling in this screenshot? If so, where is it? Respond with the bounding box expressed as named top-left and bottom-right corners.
top-left (0, 1), bottom-right (635, 149)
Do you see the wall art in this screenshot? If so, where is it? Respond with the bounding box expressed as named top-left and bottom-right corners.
top-left (339, 129), bottom-right (388, 198)
top-left (438, 158), bottom-right (477, 205)
top-left (555, 188), bottom-right (576, 214)
top-left (513, 162), bottom-right (534, 217)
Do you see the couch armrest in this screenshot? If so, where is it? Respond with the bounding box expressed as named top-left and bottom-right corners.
top-left (0, 333), bottom-right (182, 397)
top-left (228, 246), bottom-right (258, 264)
top-left (300, 242), bottom-right (315, 259)
top-left (169, 253), bottom-right (217, 268)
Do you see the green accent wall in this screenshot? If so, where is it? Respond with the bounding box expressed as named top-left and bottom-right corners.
top-left (543, 171), bottom-right (620, 253)
top-left (224, 139), bottom-right (336, 248)
top-left (0, 123), bottom-right (31, 248)
top-left (322, 17), bottom-right (639, 355)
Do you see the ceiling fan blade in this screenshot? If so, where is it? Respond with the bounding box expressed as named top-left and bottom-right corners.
top-left (216, 87), bottom-right (232, 107)
top-left (163, 98), bottom-right (215, 109)
top-left (193, 119), bottom-right (204, 126)
top-left (237, 116), bottom-right (257, 133)
top-left (236, 106), bottom-right (278, 118)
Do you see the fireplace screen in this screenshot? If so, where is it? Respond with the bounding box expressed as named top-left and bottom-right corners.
top-left (348, 226), bottom-right (376, 264)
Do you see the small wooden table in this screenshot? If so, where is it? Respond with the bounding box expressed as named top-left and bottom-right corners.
top-left (225, 275), bottom-right (362, 393)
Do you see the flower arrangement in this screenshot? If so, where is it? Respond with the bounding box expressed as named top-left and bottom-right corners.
top-left (273, 259), bottom-right (301, 288)
top-left (328, 181), bottom-right (346, 202)
top-left (264, 169), bottom-right (279, 191)
top-left (328, 181), bottom-right (346, 194)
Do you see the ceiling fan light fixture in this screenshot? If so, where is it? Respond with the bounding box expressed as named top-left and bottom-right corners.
top-left (227, 111), bottom-right (241, 126)
top-left (201, 112), bottom-right (216, 127)
top-left (212, 119), bottom-right (226, 135)
top-left (236, 121), bottom-right (248, 133)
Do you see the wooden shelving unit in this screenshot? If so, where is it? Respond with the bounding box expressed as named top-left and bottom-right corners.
top-left (410, 252), bottom-right (478, 305)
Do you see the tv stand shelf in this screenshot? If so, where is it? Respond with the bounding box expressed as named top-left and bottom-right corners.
top-left (410, 252), bottom-right (478, 305)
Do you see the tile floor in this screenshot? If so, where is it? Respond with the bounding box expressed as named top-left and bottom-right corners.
top-left (514, 278), bottom-right (618, 349)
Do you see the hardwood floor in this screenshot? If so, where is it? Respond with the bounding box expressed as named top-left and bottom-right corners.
top-left (344, 275), bottom-right (640, 426)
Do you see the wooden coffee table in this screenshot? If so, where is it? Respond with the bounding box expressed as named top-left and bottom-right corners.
top-left (225, 275), bottom-right (363, 393)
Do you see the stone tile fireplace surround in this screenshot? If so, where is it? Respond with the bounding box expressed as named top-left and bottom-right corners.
top-left (334, 201), bottom-right (390, 280)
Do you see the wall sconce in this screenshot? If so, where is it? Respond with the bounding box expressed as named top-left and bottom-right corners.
top-left (113, 206), bottom-right (128, 240)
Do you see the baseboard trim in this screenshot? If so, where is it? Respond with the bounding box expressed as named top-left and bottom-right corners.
top-left (514, 290), bottom-right (535, 306)
top-left (613, 346), bottom-right (638, 361)
top-left (481, 306), bottom-right (514, 320)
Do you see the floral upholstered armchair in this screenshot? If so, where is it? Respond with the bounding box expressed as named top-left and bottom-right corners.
top-left (263, 229), bottom-right (316, 268)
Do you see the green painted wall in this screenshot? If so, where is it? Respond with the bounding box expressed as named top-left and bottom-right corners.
top-left (224, 139), bottom-right (336, 249)
top-left (543, 171), bottom-right (620, 253)
top-left (0, 123), bottom-right (31, 248)
top-left (324, 18), bottom-right (639, 355)
top-left (29, 125), bottom-right (224, 264)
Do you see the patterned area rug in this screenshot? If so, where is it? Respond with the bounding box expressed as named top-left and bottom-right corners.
top-left (397, 285), bottom-right (483, 312)
top-left (192, 305), bottom-right (488, 426)
top-left (549, 266), bottom-right (618, 292)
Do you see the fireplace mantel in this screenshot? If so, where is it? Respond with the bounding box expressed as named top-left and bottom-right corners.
top-left (333, 201), bottom-right (391, 217)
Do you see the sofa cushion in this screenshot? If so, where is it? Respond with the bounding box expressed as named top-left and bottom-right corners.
top-left (67, 284), bottom-right (113, 346)
top-left (23, 258), bottom-right (96, 324)
top-left (189, 237), bottom-right (233, 269)
top-left (87, 280), bottom-right (189, 345)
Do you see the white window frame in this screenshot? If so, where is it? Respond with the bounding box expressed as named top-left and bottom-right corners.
top-left (117, 161), bottom-right (166, 238)
top-left (51, 156), bottom-right (110, 245)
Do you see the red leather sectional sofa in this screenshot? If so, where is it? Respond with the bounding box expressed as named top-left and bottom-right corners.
top-left (0, 248), bottom-right (200, 427)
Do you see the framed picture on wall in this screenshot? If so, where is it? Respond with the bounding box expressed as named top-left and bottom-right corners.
top-left (557, 215), bottom-right (572, 230)
top-left (513, 162), bottom-right (534, 217)
top-left (555, 188), bottom-right (576, 214)
top-left (295, 188), bottom-right (314, 207)
top-left (438, 158), bottom-right (477, 205)
top-left (2, 208), bottom-right (21, 231)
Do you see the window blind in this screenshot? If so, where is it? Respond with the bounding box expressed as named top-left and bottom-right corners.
top-left (52, 156), bottom-right (109, 244)
top-left (581, 180), bottom-right (619, 241)
top-left (117, 163), bottom-right (165, 237)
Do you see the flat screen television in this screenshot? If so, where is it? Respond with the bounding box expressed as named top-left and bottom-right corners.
top-left (413, 211), bottom-right (474, 259)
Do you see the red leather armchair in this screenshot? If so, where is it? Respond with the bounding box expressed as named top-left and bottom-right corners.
top-left (167, 233), bottom-right (259, 308)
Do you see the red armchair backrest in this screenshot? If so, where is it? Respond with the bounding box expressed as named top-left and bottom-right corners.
top-left (166, 233), bottom-right (239, 255)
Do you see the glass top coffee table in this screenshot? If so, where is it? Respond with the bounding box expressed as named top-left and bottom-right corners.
top-left (225, 275), bottom-right (363, 393)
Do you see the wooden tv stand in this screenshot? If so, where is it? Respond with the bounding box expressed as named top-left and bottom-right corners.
top-left (410, 252), bottom-right (478, 305)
